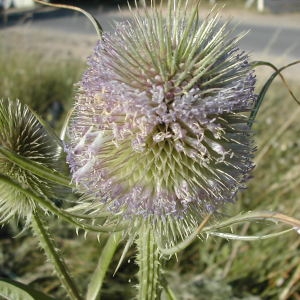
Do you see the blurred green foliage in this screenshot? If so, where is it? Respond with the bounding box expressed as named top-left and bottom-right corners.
top-left (0, 46), bottom-right (83, 130)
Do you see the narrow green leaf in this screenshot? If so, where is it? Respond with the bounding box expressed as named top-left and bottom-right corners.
top-left (251, 60), bottom-right (300, 106)
top-left (207, 228), bottom-right (294, 241)
top-left (60, 107), bottom-right (74, 141)
top-left (28, 106), bottom-right (64, 148)
top-left (249, 60), bottom-right (300, 127)
top-left (86, 232), bottom-right (122, 300)
top-left (0, 278), bottom-right (55, 300)
top-left (202, 211), bottom-right (300, 232)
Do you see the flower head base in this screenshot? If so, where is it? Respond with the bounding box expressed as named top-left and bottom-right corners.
top-left (0, 99), bottom-right (62, 223)
top-left (66, 1), bottom-right (256, 243)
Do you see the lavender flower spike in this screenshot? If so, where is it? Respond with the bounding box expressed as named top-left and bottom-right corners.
top-left (66, 0), bottom-right (256, 244)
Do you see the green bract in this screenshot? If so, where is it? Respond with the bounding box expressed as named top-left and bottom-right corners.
top-left (0, 99), bottom-right (63, 223)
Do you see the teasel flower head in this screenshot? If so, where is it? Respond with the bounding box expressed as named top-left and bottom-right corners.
top-left (66, 0), bottom-right (256, 246)
top-left (0, 99), bottom-right (62, 223)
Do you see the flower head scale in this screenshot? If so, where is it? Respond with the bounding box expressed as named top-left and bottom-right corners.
top-left (0, 99), bottom-right (62, 223)
top-left (66, 1), bottom-right (256, 244)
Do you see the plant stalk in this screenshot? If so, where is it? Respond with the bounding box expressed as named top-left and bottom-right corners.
top-left (86, 232), bottom-right (122, 300)
top-left (31, 211), bottom-right (82, 300)
top-left (136, 222), bottom-right (162, 300)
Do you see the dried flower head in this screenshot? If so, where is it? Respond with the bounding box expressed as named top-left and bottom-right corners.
top-left (0, 99), bottom-right (62, 223)
top-left (66, 1), bottom-right (256, 244)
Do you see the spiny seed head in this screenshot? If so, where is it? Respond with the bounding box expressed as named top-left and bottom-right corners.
top-left (66, 1), bottom-right (256, 244)
top-left (0, 99), bottom-right (62, 223)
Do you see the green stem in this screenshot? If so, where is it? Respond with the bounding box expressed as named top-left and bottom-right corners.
top-left (0, 174), bottom-right (128, 232)
top-left (136, 222), bottom-right (162, 300)
top-left (0, 146), bottom-right (71, 187)
top-left (202, 211), bottom-right (300, 232)
top-left (33, 0), bottom-right (103, 38)
top-left (162, 284), bottom-right (177, 300)
top-left (31, 211), bottom-right (82, 300)
top-left (86, 232), bottom-right (122, 300)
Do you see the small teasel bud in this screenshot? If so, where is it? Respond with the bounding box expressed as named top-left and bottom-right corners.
top-left (0, 99), bottom-right (63, 223)
top-left (66, 0), bottom-right (257, 246)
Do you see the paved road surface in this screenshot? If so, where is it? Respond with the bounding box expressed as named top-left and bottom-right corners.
top-left (1, 6), bottom-right (300, 60)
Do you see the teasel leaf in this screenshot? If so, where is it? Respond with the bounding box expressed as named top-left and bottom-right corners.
top-left (0, 278), bottom-right (55, 300)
